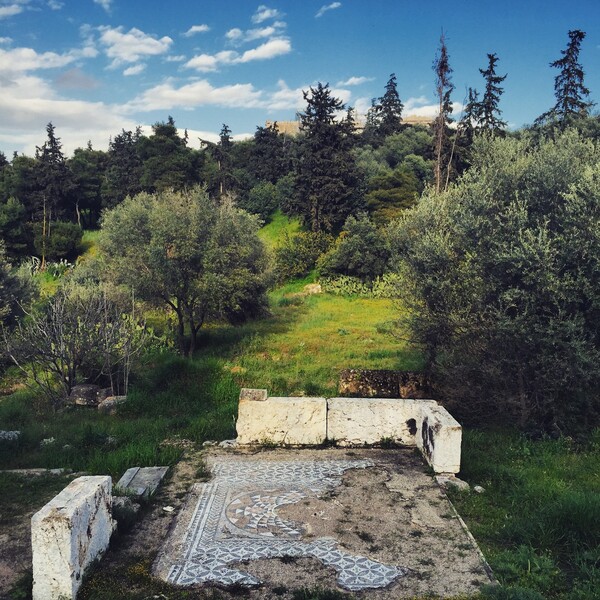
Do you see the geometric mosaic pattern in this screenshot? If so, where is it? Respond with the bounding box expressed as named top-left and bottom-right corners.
top-left (165, 457), bottom-right (408, 591)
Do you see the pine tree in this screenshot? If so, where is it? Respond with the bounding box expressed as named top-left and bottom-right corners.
top-left (102, 129), bottom-right (143, 209)
top-left (432, 32), bottom-right (455, 193)
top-left (479, 53), bottom-right (507, 132)
top-left (34, 123), bottom-right (74, 221)
top-left (538, 30), bottom-right (593, 126)
top-left (292, 83), bottom-right (363, 232)
top-left (373, 73), bottom-right (404, 138)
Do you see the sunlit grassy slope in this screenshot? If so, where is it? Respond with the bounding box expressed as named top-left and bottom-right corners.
top-left (200, 276), bottom-right (422, 398)
top-left (257, 209), bottom-right (302, 249)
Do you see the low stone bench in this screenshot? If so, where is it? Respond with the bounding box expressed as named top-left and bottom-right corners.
top-left (236, 389), bottom-right (462, 474)
top-left (32, 476), bottom-right (115, 600)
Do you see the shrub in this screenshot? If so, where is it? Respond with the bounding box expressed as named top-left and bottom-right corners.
top-left (274, 230), bottom-right (333, 283)
top-left (391, 130), bottom-right (600, 431)
top-left (319, 274), bottom-right (400, 298)
top-left (238, 181), bottom-right (279, 222)
top-left (318, 213), bottom-right (390, 282)
top-left (33, 221), bottom-right (83, 260)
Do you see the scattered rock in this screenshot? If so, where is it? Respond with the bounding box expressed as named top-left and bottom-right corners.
top-left (116, 466), bottom-right (170, 498)
top-left (303, 283), bottom-right (322, 295)
top-left (239, 388), bottom-right (268, 402)
top-left (69, 383), bottom-right (102, 407)
top-left (62, 444), bottom-right (73, 451)
top-left (0, 430), bottom-right (21, 442)
top-left (97, 395), bottom-right (127, 415)
top-left (40, 437), bottom-right (56, 447)
top-left (218, 439), bottom-right (238, 449)
top-left (105, 436), bottom-right (118, 446)
top-left (202, 440), bottom-right (218, 447)
top-left (162, 505), bottom-right (175, 513)
top-left (435, 475), bottom-right (470, 492)
top-left (473, 485), bottom-right (486, 494)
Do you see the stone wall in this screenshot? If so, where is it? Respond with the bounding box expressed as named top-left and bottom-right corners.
top-left (236, 390), bottom-right (462, 474)
top-left (31, 476), bottom-right (115, 600)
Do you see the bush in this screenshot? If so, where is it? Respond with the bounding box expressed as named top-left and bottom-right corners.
top-left (274, 230), bottom-right (333, 283)
top-left (320, 274), bottom-right (400, 298)
top-left (239, 181), bottom-right (279, 221)
top-left (391, 130), bottom-right (600, 431)
top-left (318, 213), bottom-right (390, 282)
top-left (33, 221), bottom-right (83, 260)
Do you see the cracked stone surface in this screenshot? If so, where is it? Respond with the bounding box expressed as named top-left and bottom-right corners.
top-left (156, 457), bottom-right (407, 591)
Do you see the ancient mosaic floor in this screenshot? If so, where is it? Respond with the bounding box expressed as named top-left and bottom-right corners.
top-left (162, 456), bottom-right (408, 591)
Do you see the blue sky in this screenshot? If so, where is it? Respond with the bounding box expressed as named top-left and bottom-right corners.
top-left (0, 0), bottom-right (599, 156)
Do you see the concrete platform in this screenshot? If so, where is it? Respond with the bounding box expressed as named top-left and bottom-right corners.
top-left (154, 448), bottom-right (493, 598)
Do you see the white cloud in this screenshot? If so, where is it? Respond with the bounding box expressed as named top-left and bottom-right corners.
top-left (237, 38), bottom-right (290, 62)
top-left (48, 0), bottom-right (63, 9)
top-left (315, 2), bottom-right (341, 18)
top-left (353, 96), bottom-right (372, 116)
top-left (263, 79), bottom-right (304, 111)
top-left (165, 54), bottom-right (186, 62)
top-left (125, 78), bottom-right (263, 112)
top-left (123, 63), bottom-right (145, 76)
top-left (93, 0), bottom-right (112, 13)
top-left (337, 76), bottom-right (373, 86)
top-left (227, 22), bottom-right (285, 44)
top-left (98, 26), bottom-right (172, 67)
top-left (0, 46), bottom-right (77, 72)
top-left (185, 38), bottom-right (290, 72)
top-left (0, 3), bottom-right (25, 19)
top-left (0, 72), bottom-right (137, 155)
top-left (0, 36), bottom-right (13, 44)
top-left (403, 96), bottom-right (463, 118)
top-left (184, 50), bottom-right (236, 72)
top-left (252, 5), bottom-right (282, 23)
top-left (225, 28), bottom-right (243, 41)
top-left (182, 24), bottom-right (210, 37)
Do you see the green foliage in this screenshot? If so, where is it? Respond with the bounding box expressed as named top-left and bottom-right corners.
top-left (291, 83), bottom-right (364, 232)
top-left (137, 117), bottom-right (202, 193)
top-left (0, 242), bottom-right (33, 327)
top-left (391, 130), bottom-right (600, 430)
top-left (0, 197), bottom-right (30, 258)
top-left (99, 187), bottom-right (270, 355)
top-left (370, 73), bottom-right (405, 139)
top-left (240, 180), bottom-right (279, 221)
top-left (537, 30), bottom-right (593, 126)
top-left (365, 165), bottom-right (420, 223)
top-left (33, 220), bottom-right (82, 260)
top-left (318, 213), bottom-right (390, 281)
top-left (319, 274), bottom-right (400, 298)
top-left (68, 145), bottom-right (108, 228)
top-left (274, 230), bottom-right (333, 283)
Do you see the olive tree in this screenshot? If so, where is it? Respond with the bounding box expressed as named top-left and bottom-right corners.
top-left (99, 187), bottom-right (269, 356)
top-left (390, 130), bottom-right (600, 431)
top-left (4, 282), bottom-right (146, 407)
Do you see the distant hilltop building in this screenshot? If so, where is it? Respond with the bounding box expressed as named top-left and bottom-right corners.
top-left (266, 115), bottom-right (434, 137)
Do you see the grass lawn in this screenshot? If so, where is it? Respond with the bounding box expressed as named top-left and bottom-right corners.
top-left (450, 429), bottom-right (600, 600)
